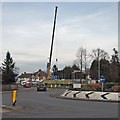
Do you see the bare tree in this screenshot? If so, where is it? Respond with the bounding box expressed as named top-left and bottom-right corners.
top-left (89, 48), bottom-right (110, 80)
top-left (90, 48), bottom-right (110, 61)
top-left (83, 49), bottom-right (87, 75)
top-left (73, 60), bottom-right (80, 70)
top-left (76, 47), bottom-right (88, 79)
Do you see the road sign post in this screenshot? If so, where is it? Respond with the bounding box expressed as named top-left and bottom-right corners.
top-left (15, 77), bottom-right (18, 89)
top-left (102, 82), bottom-right (103, 92)
top-left (100, 76), bottom-right (105, 92)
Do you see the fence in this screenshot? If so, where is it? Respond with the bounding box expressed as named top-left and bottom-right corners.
top-left (2, 84), bottom-right (18, 91)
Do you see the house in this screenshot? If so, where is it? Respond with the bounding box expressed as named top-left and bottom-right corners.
top-left (33, 69), bottom-right (46, 81)
top-left (18, 72), bottom-right (33, 84)
top-left (18, 69), bottom-right (46, 84)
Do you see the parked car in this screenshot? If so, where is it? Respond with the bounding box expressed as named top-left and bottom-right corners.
top-left (37, 84), bottom-right (46, 91)
top-left (24, 83), bottom-right (31, 88)
top-left (21, 81), bottom-right (26, 86)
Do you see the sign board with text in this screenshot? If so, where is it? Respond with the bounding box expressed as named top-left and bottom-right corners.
top-left (73, 84), bottom-right (81, 88)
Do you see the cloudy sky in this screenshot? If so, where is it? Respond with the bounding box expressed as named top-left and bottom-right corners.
top-left (1, 2), bottom-right (118, 74)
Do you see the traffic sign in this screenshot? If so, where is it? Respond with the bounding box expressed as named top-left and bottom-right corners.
top-left (15, 77), bottom-right (18, 81)
top-left (100, 76), bottom-right (105, 83)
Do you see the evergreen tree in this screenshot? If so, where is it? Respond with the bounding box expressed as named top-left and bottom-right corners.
top-left (63, 66), bottom-right (73, 79)
top-left (52, 64), bottom-right (58, 76)
top-left (100, 59), bottom-right (110, 82)
top-left (90, 59), bottom-right (110, 82)
top-left (2, 51), bottom-right (16, 84)
top-left (90, 60), bottom-right (98, 80)
top-left (72, 64), bottom-right (80, 70)
top-left (112, 48), bottom-right (119, 64)
top-left (110, 48), bottom-right (120, 82)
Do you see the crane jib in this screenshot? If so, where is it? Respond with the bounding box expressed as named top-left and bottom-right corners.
top-left (47, 6), bottom-right (58, 80)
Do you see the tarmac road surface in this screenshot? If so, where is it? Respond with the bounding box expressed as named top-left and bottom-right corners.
top-left (2, 87), bottom-right (119, 118)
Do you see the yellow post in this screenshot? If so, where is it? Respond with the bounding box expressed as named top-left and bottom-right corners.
top-left (51, 84), bottom-right (53, 88)
top-left (12, 89), bottom-right (17, 106)
top-left (54, 84), bottom-right (56, 88)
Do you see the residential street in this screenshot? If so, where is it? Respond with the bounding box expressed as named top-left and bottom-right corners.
top-left (2, 87), bottom-right (119, 118)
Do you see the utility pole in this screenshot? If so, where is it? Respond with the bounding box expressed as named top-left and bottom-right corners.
top-left (81, 51), bottom-right (82, 81)
top-left (98, 48), bottom-right (100, 81)
top-left (84, 49), bottom-right (87, 78)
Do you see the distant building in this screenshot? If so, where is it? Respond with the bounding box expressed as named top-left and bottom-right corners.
top-left (18, 69), bottom-right (46, 84)
top-left (33, 69), bottom-right (46, 81)
top-left (18, 72), bottom-right (33, 83)
top-left (72, 70), bottom-right (81, 79)
top-left (72, 68), bottom-right (97, 84)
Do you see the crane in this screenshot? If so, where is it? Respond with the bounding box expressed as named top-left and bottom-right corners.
top-left (46, 6), bottom-right (58, 81)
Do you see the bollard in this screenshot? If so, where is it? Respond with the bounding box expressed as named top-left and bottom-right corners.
top-left (54, 84), bottom-right (56, 88)
top-left (51, 84), bottom-right (53, 88)
top-left (12, 89), bottom-right (17, 106)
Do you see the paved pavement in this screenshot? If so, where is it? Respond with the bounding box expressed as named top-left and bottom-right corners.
top-left (1, 86), bottom-right (34, 94)
top-left (2, 87), bottom-right (119, 118)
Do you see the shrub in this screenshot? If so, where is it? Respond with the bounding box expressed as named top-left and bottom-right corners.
top-left (81, 83), bottom-right (101, 91)
top-left (96, 87), bottom-right (101, 91)
top-left (103, 83), bottom-right (116, 90)
top-left (81, 85), bottom-right (92, 91)
top-left (89, 83), bottom-right (101, 88)
top-left (111, 85), bottom-right (120, 92)
top-left (81, 84), bottom-right (97, 91)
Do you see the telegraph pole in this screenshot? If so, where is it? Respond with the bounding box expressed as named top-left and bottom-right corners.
top-left (81, 51), bottom-right (82, 81)
top-left (98, 49), bottom-right (100, 81)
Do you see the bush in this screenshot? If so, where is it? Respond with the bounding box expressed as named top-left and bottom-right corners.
top-left (102, 82), bottom-right (120, 92)
top-left (111, 85), bottom-right (120, 92)
top-left (89, 83), bottom-right (101, 88)
top-left (96, 87), bottom-right (101, 91)
top-left (81, 84), bottom-right (101, 91)
top-left (103, 83), bottom-right (116, 90)
top-left (81, 85), bottom-right (91, 91)
top-left (81, 84), bottom-right (96, 91)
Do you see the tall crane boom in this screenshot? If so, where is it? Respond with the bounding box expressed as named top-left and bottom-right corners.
top-left (47, 6), bottom-right (58, 80)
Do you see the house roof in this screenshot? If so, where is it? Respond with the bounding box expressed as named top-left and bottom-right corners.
top-left (19, 72), bottom-right (33, 78)
top-left (19, 69), bottom-right (46, 78)
top-left (34, 69), bottom-right (46, 77)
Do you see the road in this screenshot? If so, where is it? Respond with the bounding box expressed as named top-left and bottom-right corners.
top-left (2, 87), bottom-right (119, 118)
